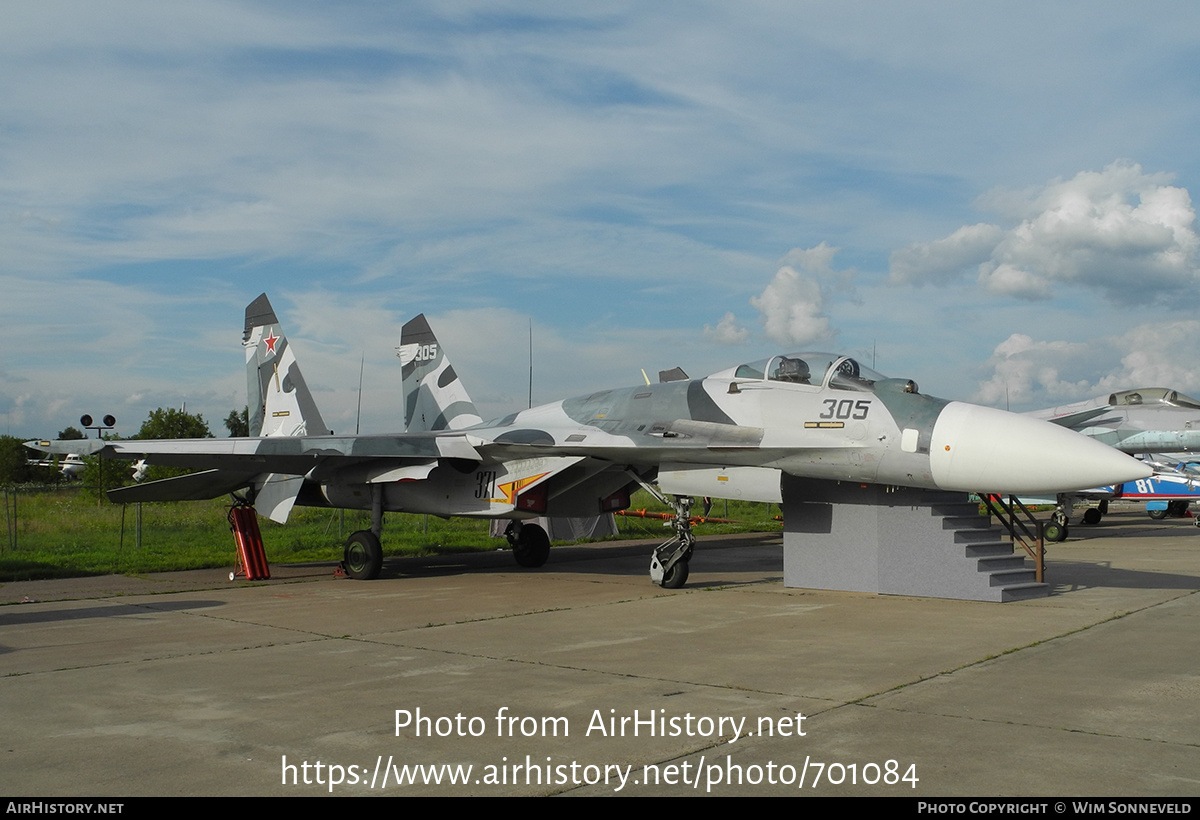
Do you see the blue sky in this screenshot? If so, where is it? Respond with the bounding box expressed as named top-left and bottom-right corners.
top-left (4, 2), bottom-right (1200, 437)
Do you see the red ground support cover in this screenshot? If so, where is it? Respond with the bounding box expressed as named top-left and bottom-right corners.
top-left (228, 505), bottom-right (271, 580)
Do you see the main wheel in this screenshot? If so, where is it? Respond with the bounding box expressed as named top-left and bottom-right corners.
top-left (1044, 521), bottom-right (1068, 542)
top-left (512, 523), bottom-right (550, 568)
top-left (660, 558), bottom-right (689, 589)
top-left (1081, 508), bottom-right (1102, 525)
top-left (1148, 508), bottom-right (1169, 520)
top-left (343, 530), bottom-right (383, 580)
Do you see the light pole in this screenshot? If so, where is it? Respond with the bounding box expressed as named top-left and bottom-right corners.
top-left (80, 414), bottom-right (116, 504)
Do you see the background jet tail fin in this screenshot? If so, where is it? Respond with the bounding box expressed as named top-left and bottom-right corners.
top-left (398, 313), bottom-right (483, 432)
top-left (244, 293), bottom-right (332, 437)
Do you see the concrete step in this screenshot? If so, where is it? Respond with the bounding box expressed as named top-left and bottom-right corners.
top-left (1000, 582), bottom-right (1051, 602)
top-left (964, 542), bottom-right (1018, 558)
top-left (977, 554), bottom-right (1028, 572)
top-left (988, 567), bottom-right (1039, 587)
top-left (942, 515), bottom-right (994, 530)
top-left (954, 528), bottom-right (1009, 544)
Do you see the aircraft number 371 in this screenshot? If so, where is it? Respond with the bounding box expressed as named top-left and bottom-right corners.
top-left (475, 470), bottom-right (496, 500)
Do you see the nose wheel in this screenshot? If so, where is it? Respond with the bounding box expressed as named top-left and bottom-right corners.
top-left (648, 495), bottom-right (694, 589)
top-left (1044, 511), bottom-right (1069, 543)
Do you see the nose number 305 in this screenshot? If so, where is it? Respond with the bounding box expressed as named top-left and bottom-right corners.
top-left (820, 399), bottom-right (871, 420)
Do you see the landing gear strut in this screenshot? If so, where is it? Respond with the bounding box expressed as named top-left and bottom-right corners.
top-left (624, 468), bottom-right (696, 589)
top-left (649, 494), bottom-right (694, 589)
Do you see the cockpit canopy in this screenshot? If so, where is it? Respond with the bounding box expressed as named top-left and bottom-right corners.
top-left (718, 353), bottom-right (888, 392)
top-left (1109, 388), bottom-right (1200, 409)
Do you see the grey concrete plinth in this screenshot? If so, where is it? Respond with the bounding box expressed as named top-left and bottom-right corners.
top-left (781, 477), bottom-right (1046, 602)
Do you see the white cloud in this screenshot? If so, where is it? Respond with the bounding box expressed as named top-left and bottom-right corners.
top-left (748, 243), bottom-right (855, 348)
top-left (704, 312), bottom-right (750, 345)
top-left (4, 6), bottom-right (1200, 437)
top-left (973, 320), bottom-right (1200, 410)
top-left (751, 268), bottom-right (830, 347)
top-left (891, 162), bottom-right (1200, 304)
top-left (976, 262), bottom-right (1056, 300)
top-left (889, 223), bottom-right (1003, 285)
top-left (1097, 321), bottom-right (1200, 396)
top-left (973, 334), bottom-right (1097, 407)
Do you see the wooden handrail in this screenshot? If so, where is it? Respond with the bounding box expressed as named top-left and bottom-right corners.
top-left (979, 494), bottom-right (1045, 583)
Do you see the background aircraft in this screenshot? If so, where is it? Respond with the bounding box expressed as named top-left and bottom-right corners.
top-left (25, 452), bottom-right (85, 480)
top-left (1033, 388), bottom-right (1200, 455)
top-left (1027, 388), bottom-right (1200, 537)
top-left (29, 295), bottom-right (1151, 588)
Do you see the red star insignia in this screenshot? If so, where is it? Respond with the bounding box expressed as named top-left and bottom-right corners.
top-left (264, 331), bottom-right (279, 354)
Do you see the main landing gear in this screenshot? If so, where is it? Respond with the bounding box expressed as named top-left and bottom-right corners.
top-left (505, 520), bottom-right (551, 568)
top-left (1148, 499), bottom-right (1191, 521)
top-left (648, 494), bottom-right (694, 590)
top-left (340, 519), bottom-right (553, 579)
top-left (341, 484), bottom-right (384, 580)
top-left (343, 530), bottom-right (383, 580)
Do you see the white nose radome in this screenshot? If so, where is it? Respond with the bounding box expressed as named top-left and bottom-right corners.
top-left (929, 402), bottom-right (1153, 494)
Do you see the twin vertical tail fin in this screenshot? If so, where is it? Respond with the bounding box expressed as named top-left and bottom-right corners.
top-left (243, 297), bottom-right (480, 438)
top-left (244, 293), bottom-right (331, 438)
top-left (398, 314), bottom-right (482, 432)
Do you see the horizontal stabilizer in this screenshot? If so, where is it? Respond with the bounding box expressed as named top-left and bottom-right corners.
top-left (106, 469), bottom-right (257, 503)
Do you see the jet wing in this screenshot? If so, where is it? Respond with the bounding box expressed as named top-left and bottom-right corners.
top-left (27, 432), bottom-right (480, 473)
top-left (1045, 406), bottom-right (1117, 429)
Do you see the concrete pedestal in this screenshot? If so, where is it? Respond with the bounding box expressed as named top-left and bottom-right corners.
top-left (781, 477), bottom-right (1047, 602)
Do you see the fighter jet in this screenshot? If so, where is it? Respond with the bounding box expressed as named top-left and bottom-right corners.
top-left (28, 295), bottom-right (1151, 588)
top-left (1032, 388), bottom-right (1200, 456)
top-left (1026, 387), bottom-right (1200, 537)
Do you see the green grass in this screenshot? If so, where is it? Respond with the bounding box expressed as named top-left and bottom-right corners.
top-left (0, 487), bottom-right (781, 581)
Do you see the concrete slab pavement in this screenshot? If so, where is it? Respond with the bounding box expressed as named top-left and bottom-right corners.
top-left (1, 513), bottom-right (1198, 796)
